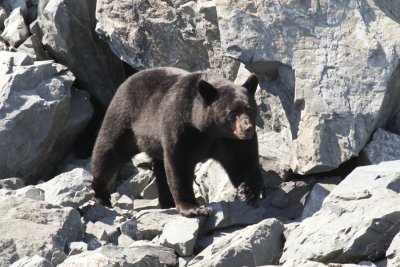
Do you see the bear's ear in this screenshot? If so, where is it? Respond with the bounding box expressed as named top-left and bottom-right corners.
top-left (242, 74), bottom-right (258, 95)
top-left (198, 80), bottom-right (218, 104)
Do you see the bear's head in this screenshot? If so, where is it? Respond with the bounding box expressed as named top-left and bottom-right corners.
top-left (196, 74), bottom-right (259, 140)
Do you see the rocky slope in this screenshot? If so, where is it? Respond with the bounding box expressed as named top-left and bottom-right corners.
top-left (1, 0), bottom-right (400, 266)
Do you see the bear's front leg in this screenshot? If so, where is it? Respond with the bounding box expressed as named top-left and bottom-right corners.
top-left (163, 149), bottom-right (212, 217)
top-left (237, 163), bottom-right (264, 207)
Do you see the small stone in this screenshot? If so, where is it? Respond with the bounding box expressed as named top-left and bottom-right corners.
top-left (0, 177), bottom-right (24, 190)
top-left (114, 194), bottom-right (134, 211)
top-left (117, 168), bottom-right (153, 199)
top-left (1, 8), bottom-right (30, 47)
top-left (159, 217), bottom-right (200, 257)
top-left (86, 221), bottom-right (120, 245)
top-left (68, 242), bottom-right (88, 256)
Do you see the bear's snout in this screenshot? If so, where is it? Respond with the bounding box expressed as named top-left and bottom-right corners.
top-left (233, 116), bottom-right (255, 140)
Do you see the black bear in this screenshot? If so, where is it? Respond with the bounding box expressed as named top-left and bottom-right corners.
top-left (91, 67), bottom-right (264, 217)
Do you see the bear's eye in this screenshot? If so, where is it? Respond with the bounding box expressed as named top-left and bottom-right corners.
top-left (227, 111), bottom-right (237, 121)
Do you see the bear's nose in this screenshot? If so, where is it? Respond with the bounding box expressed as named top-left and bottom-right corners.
top-left (243, 124), bottom-right (254, 136)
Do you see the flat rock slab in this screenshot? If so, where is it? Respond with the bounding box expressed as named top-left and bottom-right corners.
top-left (0, 195), bottom-right (84, 266)
top-left (281, 160), bottom-right (400, 264)
top-left (188, 218), bottom-right (284, 267)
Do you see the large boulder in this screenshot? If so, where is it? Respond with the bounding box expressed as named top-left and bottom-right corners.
top-left (217, 0), bottom-right (400, 174)
top-left (188, 218), bottom-right (284, 267)
top-left (33, 0), bottom-right (125, 106)
top-left (280, 160), bottom-right (400, 264)
top-left (0, 51), bottom-right (75, 182)
top-left (95, 0), bottom-right (238, 77)
top-left (0, 195), bottom-right (84, 266)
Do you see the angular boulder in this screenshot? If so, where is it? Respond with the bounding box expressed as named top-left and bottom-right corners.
top-left (95, 0), bottom-right (238, 77)
top-left (36, 168), bottom-right (94, 208)
top-left (34, 0), bottom-right (125, 106)
top-left (0, 195), bottom-right (84, 266)
top-left (188, 218), bottom-right (284, 267)
top-left (280, 160), bottom-right (400, 263)
top-left (0, 51), bottom-right (74, 182)
top-left (217, 0), bottom-right (400, 174)
top-left (159, 217), bottom-right (200, 257)
top-left (136, 209), bottom-right (180, 240)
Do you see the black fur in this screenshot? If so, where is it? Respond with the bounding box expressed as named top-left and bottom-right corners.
top-left (91, 67), bottom-right (263, 217)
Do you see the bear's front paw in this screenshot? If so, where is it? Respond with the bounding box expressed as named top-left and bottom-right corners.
top-left (176, 202), bottom-right (212, 217)
top-left (238, 182), bottom-right (261, 207)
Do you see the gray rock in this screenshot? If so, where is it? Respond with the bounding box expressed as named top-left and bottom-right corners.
top-left (159, 217), bottom-right (200, 257)
top-left (260, 181), bottom-right (312, 221)
top-left (280, 160), bottom-right (400, 263)
top-left (59, 242), bottom-right (177, 267)
top-left (16, 34), bottom-right (51, 61)
top-left (118, 234), bottom-right (135, 247)
top-left (15, 185), bottom-right (45, 201)
top-left (50, 251), bottom-right (67, 266)
top-left (201, 201), bottom-right (266, 234)
top-left (387, 231), bottom-right (400, 267)
top-left (95, 0), bottom-right (238, 77)
top-left (217, 0), bottom-right (400, 175)
top-left (280, 259), bottom-right (327, 267)
top-left (1, 7), bottom-right (30, 47)
top-left (36, 168), bottom-right (94, 208)
top-left (134, 198), bottom-right (160, 212)
top-left (9, 255), bottom-right (54, 267)
top-left (34, 0), bottom-right (125, 106)
top-left (302, 179), bottom-right (339, 220)
top-left (117, 168), bottom-right (153, 199)
top-left (86, 221), bottom-right (120, 245)
top-left (0, 52), bottom-right (74, 183)
top-left (0, 195), bottom-right (84, 266)
top-left (80, 201), bottom-right (119, 223)
top-left (119, 218), bottom-right (139, 240)
top-left (188, 218), bottom-right (284, 267)
top-left (68, 242), bottom-right (88, 256)
top-left (363, 129), bottom-right (400, 164)
top-left (140, 177), bottom-right (158, 199)
top-left (114, 194), bottom-right (134, 211)
top-left (136, 208), bottom-right (180, 240)
top-left (195, 160), bottom-right (237, 204)
top-left (195, 226), bottom-right (244, 252)
top-left (0, 177), bottom-right (24, 190)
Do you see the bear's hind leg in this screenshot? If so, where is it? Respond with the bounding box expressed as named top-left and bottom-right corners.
top-left (153, 159), bottom-right (175, 208)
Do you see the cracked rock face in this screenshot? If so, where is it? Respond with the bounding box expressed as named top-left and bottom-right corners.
top-left (217, 0), bottom-right (400, 175)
